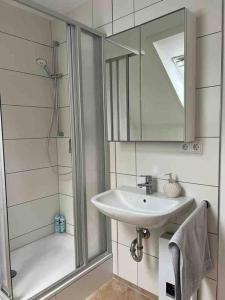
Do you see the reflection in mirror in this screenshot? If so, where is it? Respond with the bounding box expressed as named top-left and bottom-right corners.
top-left (105, 28), bottom-right (141, 141)
top-left (141, 10), bottom-right (185, 140)
top-left (105, 8), bottom-right (195, 142)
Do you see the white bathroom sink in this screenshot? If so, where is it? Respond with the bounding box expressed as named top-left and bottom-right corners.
top-left (91, 186), bottom-right (194, 228)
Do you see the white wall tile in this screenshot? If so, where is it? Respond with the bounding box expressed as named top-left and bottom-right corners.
top-left (0, 0), bottom-right (52, 46)
top-left (93, 0), bottom-right (112, 28)
top-left (59, 194), bottom-right (74, 225)
top-left (67, 1), bottom-right (93, 27)
top-left (116, 142), bottom-right (136, 174)
top-left (134, 0), bottom-right (162, 11)
top-left (112, 241), bottom-right (118, 274)
top-left (8, 195), bottom-right (59, 239)
top-left (116, 173), bottom-right (136, 187)
top-left (58, 167), bottom-right (73, 196)
top-left (6, 168), bottom-right (58, 206)
top-left (10, 224), bottom-right (54, 251)
top-left (111, 219), bottom-right (117, 242)
top-left (157, 180), bottom-right (218, 234)
top-left (134, 0), bottom-right (222, 37)
top-left (136, 138), bottom-right (219, 186)
top-left (58, 42), bottom-right (68, 76)
top-left (118, 221), bottom-right (136, 246)
top-left (0, 32), bottom-right (52, 76)
top-left (110, 172), bottom-right (117, 188)
top-left (196, 86), bottom-right (221, 138)
top-left (58, 110), bottom-right (70, 142)
top-left (58, 76), bottom-right (70, 107)
top-left (118, 244), bottom-right (137, 284)
top-left (0, 69), bottom-right (53, 107)
top-left (57, 138), bottom-right (72, 167)
top-left (138, 254), bottom-right (159, 295)
top-left (51, 19), bottom-right (67, 44)
top-left (2, 106), bottom-right (55, 139)
top-left (110, 142), bottom-right (116, 172)
top-left (113, 0), bottom-right (133, 20)
top-left (113, 14), bottom-right (134, 34)
top-left (4, 138), bottom-right (57, 173)
top-left (66, 223), bottom-right (74, 235)
top-left (97, 23), bottom-right (113, 36)
top-left (197, 33), bottom-right (222, 88)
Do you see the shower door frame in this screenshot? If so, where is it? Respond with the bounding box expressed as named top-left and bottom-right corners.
top-left (0, 1), bottom-right (112, 299)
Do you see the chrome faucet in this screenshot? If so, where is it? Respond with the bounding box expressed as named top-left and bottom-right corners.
top-left (137, 175), bottom-right (153, 195)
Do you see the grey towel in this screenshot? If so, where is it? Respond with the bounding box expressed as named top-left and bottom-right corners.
top-left (168, 201), bottom-right (213, 300)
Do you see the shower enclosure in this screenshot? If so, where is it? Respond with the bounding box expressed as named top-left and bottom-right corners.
top-left (0, 0), bottom-right (111, 299)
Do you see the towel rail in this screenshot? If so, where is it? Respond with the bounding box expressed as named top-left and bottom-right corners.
top-left (203, 200), bottom-right (210, 208)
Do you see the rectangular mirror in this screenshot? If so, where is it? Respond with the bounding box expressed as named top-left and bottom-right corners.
top-left (105, 8), bottom-right (196, 142)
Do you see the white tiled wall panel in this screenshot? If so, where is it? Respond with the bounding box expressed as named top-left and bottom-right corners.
top-left (51, 19), bottom-right (67, 44)
top-left (68, 1), bottom-right (93, 27)
top-left (134, 0), bottom-right (162, 11)
top-left (116, 173), bottom-right (136, 187)
top-left (58, 167), bottom-right (73, 196)
top-left (59, 194), bottom-right (74, 225)
top-left (118, 243), bottom-right (137, 285)
top-left (57, 42), bottom-right (68, 75)
top-left (0, 0), bottom-right (52, 45)
top-left (59, 107), bottom-right (71, 137)
top-left (93, 0), bottom-right (112, 28)
top-left (197, 33), bottom-right (222, 88)
top-left (2, 106), bottom-right (55, 139)
top-left (6, 168), bottom-right (58, 206)
top-left (137, 254), bottom-right (159, 295)
top-left (196, 86), bottom-right (221, 138)
top-left (10, 224), bottom-right (54, 251)
top-left (113, 14), bottom-right (134, 34)
top-left (0, 32), bottom-right (52, 76)
top-left (113, 0), bottom-right (133, 20)
top-left (157, 180), bottom-right (218, 234)
top-left (4, 138), bottom-right (57, 173)
top-left (136, 138), bottom-right (219, 186)
top-left (0, 69), bottom-right (54, 107)
top-left (57, 138), bottom-right (72, 167)
top-left (116, 142), bottom-right (136, 175)
top-left (8, 195), bottom-right (59, 239)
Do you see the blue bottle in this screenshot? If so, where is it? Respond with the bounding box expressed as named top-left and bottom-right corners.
top-left (60, 215), bottom-right (66, 233)
top-left (54, 214), bottom-right (60, 233)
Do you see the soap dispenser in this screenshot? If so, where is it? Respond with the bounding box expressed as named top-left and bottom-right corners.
top-left (163, 173), bottom-right (181, 198)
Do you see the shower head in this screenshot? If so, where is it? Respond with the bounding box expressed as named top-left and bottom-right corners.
top-left (36, 57), bottom-right (52, 77)
top-left (36, 57), bottom-right (47, 67)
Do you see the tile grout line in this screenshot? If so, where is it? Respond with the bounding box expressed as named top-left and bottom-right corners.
top-left (0, 29), bottom-right (53, 48)
top-left (8, 193), bottom-right (59, 208)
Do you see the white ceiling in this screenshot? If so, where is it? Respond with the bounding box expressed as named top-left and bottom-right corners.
top-left (31, 0), bottom-right (88, 14)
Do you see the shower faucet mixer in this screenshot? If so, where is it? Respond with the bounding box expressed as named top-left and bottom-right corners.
top-left (137, 175), bottom-right (153, 195)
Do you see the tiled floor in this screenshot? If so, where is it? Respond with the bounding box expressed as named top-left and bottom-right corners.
top-left (11, 233), bottom-right (75, 300)
top-left (86, 277), bottom-right (157, 300)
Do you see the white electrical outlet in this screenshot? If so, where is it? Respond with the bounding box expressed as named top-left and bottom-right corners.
top-left (180, 142), bottom-right (190, 152)
top-left (180, 141), bottom-right (203, 154)
top-left (190, 141), bottom-right (202, 154)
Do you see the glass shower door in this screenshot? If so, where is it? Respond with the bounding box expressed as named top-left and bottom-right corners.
top-left (68, 25), bottom-right (110, 268)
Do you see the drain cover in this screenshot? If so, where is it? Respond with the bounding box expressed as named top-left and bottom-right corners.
top-left (10, 270), bottom-right (17, 278)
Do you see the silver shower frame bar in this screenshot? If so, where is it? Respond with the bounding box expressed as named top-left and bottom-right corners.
top-left (0, 1), bottom-right (111, 299)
